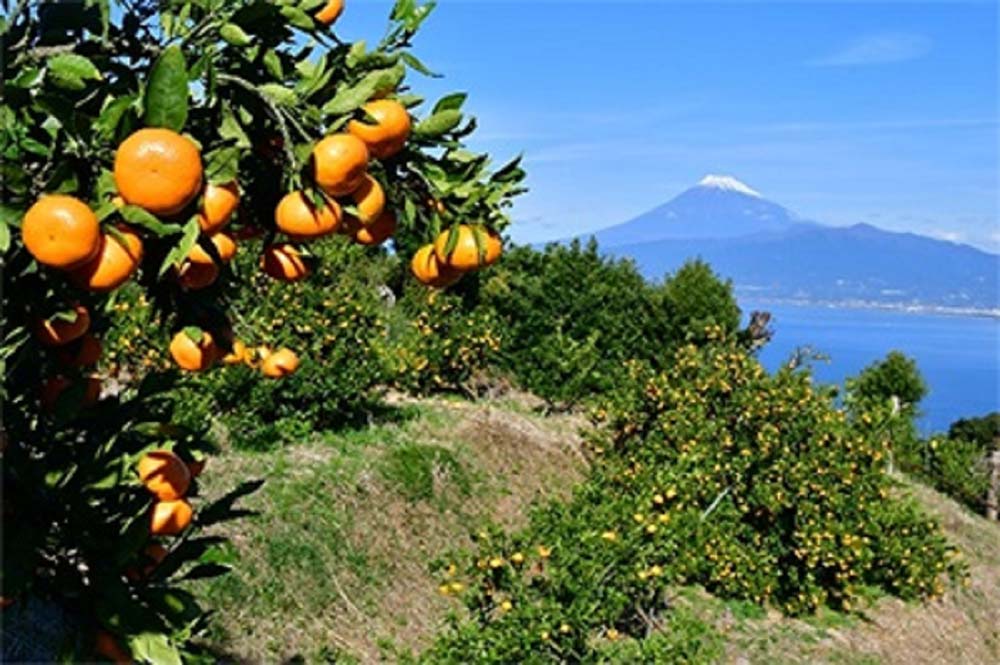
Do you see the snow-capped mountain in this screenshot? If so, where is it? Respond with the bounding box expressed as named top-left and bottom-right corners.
top-left (565, 176), bottom-right (999, 311)
top-left (589, 175), bottom-right (813, 246)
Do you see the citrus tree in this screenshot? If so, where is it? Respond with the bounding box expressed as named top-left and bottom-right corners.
top-left (1, 0), bottom-right (523, 660)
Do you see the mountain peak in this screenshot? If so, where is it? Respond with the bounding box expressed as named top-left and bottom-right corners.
top-left (697, 175), bottom-right (761, 198)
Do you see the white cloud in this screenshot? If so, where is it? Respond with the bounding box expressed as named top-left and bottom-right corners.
top-left (809, 33), bottom-right (932, 67)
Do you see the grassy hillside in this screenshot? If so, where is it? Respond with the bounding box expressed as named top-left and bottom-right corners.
top-left (190, 394), bottom-right (999, 664)
top-left (189, 393), bottom-right (586, 662)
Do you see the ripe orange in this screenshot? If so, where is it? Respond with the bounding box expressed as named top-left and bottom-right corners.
top-left (176, 260), bottom-right (219, 290)
top-left (348, 100), bottom-right (411, 159)
top-left (222, 340), bottom-right (250, 365)
top-left (168, 329), bottom-right (218, 372)
top-left (69, 228), bottom-right (143, 292)
top-left (261, 348), bottom-right (300, 378)
top-left (353, 211), bottom-right (396, 246)
top-left (114, 128), bottom-right (203, 216)
top-left (314, 0), bottom-right (344, 25)
top-left (56, 334), bottom-right (102, 367)
top-left (34, 304), bottom-right (90, 347)
top-left (198, 181), bottom-right (240, 233)
top-left (312, 134), bottom-right (369, 197)
top-left (94, 629), bottom-right (132, 664)
top-left (126, 543), bottom-right (169, 581)
top-left (433, 224), bottom-right (488, 271)
top-left (188, 232), bottom-right (237, 265)
top-left (261, 243), bottom-right (310, 281)
top-left (137, 450), bottom-right (191, 500)
top-left (22, 195), bottom-right (102, 270)
top-left (275, 191), bottom-right (341, 239)
top-left (484, 228), bottom-right (503, 266)
top-left (411, 244), bottom-right (460, 288)
top-left (149, 499), bottom-right (193, 536)
top-left (40, 375), bottom-right (101, 412)
top-left (343, 174), bottom-right (385, 227)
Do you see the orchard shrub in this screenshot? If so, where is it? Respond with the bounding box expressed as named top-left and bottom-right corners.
top-left (423, 332), bottom-right (962, 662)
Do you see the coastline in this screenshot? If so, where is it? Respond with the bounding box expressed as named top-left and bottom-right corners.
top-left (735, 296), bottom-right (1000, 320)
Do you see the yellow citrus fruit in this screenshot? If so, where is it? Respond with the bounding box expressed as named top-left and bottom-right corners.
top-left (275, 191), bottom-right (341, 239)
top-left (411, 244), bottom-right (460, 288)
top-left (137, 450), bottom-right (191, 501)
top-left (168, 330), bottom-right (218, 372)
top-left (342, 174), bottom-right (385, 227)
top-left (69, 228), bottom-right (144, 292)
top-left (187, 232), bottom-right (237, 265)
top-left (197, 181), bottom-right (240, 234)
top-left (21, 195), bottom-right (101, 269)
top-left (114, 128), bottom-right (203, 216)
top-left (312, 134), bottom-right (369, 197)
top-left (149, 499), bottom-right (193, 536)
top-left (348, 100), bottom-right (411, 159)
top-left (261, 347), bottom-right (300, 378)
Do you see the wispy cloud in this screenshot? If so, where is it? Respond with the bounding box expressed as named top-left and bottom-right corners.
top-left (809, 33), bottom-right (932, 67)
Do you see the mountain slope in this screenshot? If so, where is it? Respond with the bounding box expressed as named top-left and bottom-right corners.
top-left (571, 175), bottom-right (1000, 311)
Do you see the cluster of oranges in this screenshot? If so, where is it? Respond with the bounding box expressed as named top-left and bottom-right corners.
top-left (34, 303), bottom-right (104, 410)
top-left (411, 224), bottom-right (503, 288)
top-left (137, 449), bottom-right (200, 538)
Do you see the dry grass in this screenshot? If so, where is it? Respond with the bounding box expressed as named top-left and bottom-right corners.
top-left (191, 393), bottom-right (586, 663)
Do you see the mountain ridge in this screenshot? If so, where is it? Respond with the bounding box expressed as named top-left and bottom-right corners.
top-left (561, 176), bottom-right (999, 311)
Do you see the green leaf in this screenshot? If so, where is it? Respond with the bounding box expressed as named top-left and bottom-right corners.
top-left (433, 92), bottom-right (466, 113)
top-left (220, 22), bottom-right (253, 46)
top-left (159, 216), bottom-right (200, 277)
top-left (144, 44), bottom-right (189, 131)
top-left (413, 109), bottom-right (462, 138)
top-left (263, 50), bottom-right (284, 79)
top-left (321, 64), bottom-right (405, 116)
top-left (400, 51), bottom-right (440, 77)
top-left (258, 83), bottom-right (297, 107)
top-left (182, 326), bottom-right (203, 343)
top-left (280, 5), bottom-right (315, 30)
top-left (120, 205), bottom-right (183, 237)
top-left (0, 220), bottom-right (10, 253)
top-left (346, 40), bottom-right (366, 68)
top-left (219, 105), bottom-right (251, 149)
top-left (204, 146), bottom-right (241, 184)
top-left (95, 94), bottom-right (136, 140)
top-left (46, 54), bottom-right (101, 91)
top-left (129, 632), bottom-right (182, 665)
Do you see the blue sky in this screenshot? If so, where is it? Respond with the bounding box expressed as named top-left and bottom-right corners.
top-left (346, 1), bottom-right (998, 250)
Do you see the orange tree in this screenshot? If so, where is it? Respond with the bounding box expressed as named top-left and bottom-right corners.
top-left (1, 0), bottom-right (522, 660)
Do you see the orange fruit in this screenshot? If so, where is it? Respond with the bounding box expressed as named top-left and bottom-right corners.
top-left (275, 191), bottom-right (341, 239)
top-left (40, 375), bottom-right (101, 412)
top-left (343, 175), bottom-right (385, 227)
top-left (312, 134), bottom-right (369, 197)
top-left (126, 543), bottom-right (169, 581)
top-left (56, 334), bottom-right (102, 367)
top-left (21, 195), bottom-right (102, 270)
top-left (137, 450), bottom-right (191, 500)
top-left (433, 224), bottom-right (489, 271)
top-left (34, 304), bottom-right (90, 347)
top-left (261, 243), bottom-right (309, 281)
top-left (168, 329), bottom-right (218, 372)
top-left (94, 629), bottom-right (132, 664)
top-left (188, 231), bottom-right (237, 265)
top-left (222, 340), bottom-right (250, 365)
top-left (176, 261), bottom-right (219, 290)
top-left (69, 228), bottom-right (143, 292)
top-left (411, 244), bottom-right (460, 288)
top-left (114, 128), bottom-right (203, 216)
top-left (314, 0), bottom-right (344, 25)
top-left (261, 348), bottom-right (300, 378)
top-left (149, 499), bottom-right (193, 536)
top-left (198, 181), bottom-right (240, 233)
top-left (484, 228), bottom-right (503, 266)
top-left (348, 100), bottom-right (411, 159)
top-left (353, 211), bottom-right (396, 246)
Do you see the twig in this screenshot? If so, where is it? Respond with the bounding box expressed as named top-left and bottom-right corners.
top-left (701, 485), bottom-right (732, 521)
top-left (217, 73), bottom-right (298, 170)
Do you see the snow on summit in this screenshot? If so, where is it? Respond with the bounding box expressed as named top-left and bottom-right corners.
top-left (697, 175), bottom-right (762, 198)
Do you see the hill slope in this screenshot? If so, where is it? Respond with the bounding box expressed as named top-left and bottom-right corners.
top-left (194, 394), bottom-right (1000, 663)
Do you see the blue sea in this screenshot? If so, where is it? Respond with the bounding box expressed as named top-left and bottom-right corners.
top-left (743, 303), bottom-right (1000, 434)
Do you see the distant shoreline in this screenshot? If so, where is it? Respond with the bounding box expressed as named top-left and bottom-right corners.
top-left (736, 297), bottom-right (1000, 320)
